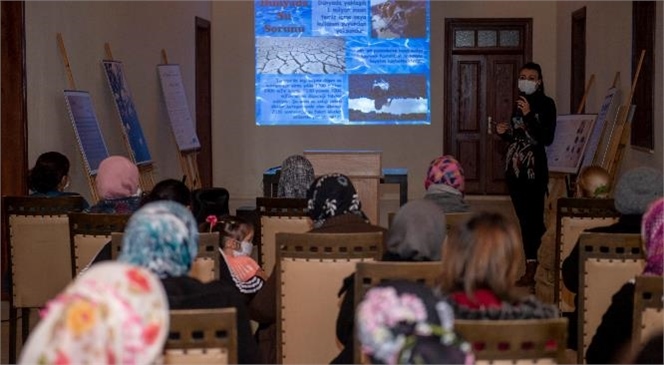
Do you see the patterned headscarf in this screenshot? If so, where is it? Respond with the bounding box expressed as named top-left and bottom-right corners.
top-left (357, 281), bottom-right (473, 365)
top-left (96, 156), bottom-right (140, 200)
top-left (424, 155), bottom-right (465, 193)
top-left (306, 173), bottom-right (364, 228)
top-left (641, 198), bottom-right (664, 276)
top-left (278, 155), bottom-right (315, 199)
top-left (119, 201), bottom-right (199, 278)
top-left (19, 262), bottom-right (168, 365)
top-left (385, 200), bottom-right (446, 261)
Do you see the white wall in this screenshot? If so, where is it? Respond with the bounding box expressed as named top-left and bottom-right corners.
top-left (25, 1), bottom-right (211, 203)
top-left (213, 1), bottom-right (559, 211)
top-left (555, 1), bottom-right (663, 174)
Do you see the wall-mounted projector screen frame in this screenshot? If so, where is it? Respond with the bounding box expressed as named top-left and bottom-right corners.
top-left (255, 0), bottom-right (431, 126)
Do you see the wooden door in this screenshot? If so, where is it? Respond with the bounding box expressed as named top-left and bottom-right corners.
top-left (445, 19), bottom-right (532, 195)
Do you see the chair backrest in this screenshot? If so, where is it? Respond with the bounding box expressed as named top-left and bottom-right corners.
top-left (454, 317), bottom-right (568, 364)
top-left (256, 197), bottom-right (311, 276)
top-left (163, 308), bottom-right (237, 365)
top-left (276, 231), bottom-right (382, 364)
top-left (578, 232), bottom-right (644, 363)
top-left (353, 261), bottom-right (442, 364)
top-left (189, 232), bottom-right (220, 283)
top-left (3, 196), bottom-right (86, 308)
top-left (445, 212), bottom-right (473, 235)
top-left (68, 212), bottom-right (130, 276)
top-left (631, 275), bottom-right (664, 348)
top-left (555, 198), bottom-right (620, 312)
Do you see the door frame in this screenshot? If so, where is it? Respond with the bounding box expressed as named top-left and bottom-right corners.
top-left (195, 16), bottom-right (212, 188)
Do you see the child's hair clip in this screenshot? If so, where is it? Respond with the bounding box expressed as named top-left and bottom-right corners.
top-left (206, 215), bottom-right (218, 232)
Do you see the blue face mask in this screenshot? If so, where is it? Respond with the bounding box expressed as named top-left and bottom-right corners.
top-left (233, 241), bottom-right (253, 257)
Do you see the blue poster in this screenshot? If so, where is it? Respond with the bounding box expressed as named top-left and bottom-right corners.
top-left (63, 90), bottom-right (110, 174)
top-left (102, 60), bottom-right (152, 164)
top-left (255, 0), bottom-right (430, 126)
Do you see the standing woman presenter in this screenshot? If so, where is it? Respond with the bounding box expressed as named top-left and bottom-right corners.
top-left (495, 62), bottom-right (557, 287)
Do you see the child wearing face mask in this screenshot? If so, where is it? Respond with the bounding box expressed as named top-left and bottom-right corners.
top-left (202, 215), bottom-right (267, 299)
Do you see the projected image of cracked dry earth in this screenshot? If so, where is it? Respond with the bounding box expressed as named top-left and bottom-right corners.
top-left (256, 37), bottom-right (346, 74)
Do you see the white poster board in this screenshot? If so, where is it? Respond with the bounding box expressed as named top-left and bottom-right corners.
top-left (547, 114), bottom-right (597, 174)
top-left (157, 64), bottom-right (201, 152)
top-left (63, 90), bottom-right (110, 174)
top-left (102, 60), bottom-right (153, 165)
top-left (582, 87), bottom-right (621, 170)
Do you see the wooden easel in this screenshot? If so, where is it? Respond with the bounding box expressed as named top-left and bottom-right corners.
top-left (56, 33), bottom-right (100, 202)
top-left (605, 50), bottom-right (646, 182)
top-left (160, 49), bottom-right (202, 190)
top-left (104, 43), bottom-right (156, 192)
top-left (592, 72), bottom-right (621, 168)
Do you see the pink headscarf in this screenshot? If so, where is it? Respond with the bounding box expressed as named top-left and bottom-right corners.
top-left (96, 156), bottom-right (139, 200)
top-left (424, 155), bottom-right (465, 193)
top-left (641, 198), bottom-right (664, 276)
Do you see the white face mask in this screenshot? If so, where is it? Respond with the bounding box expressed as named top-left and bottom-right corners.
top-left (233, 241), bottom-right (253, 257)
top-left (518, 79), bottom-right (538, 95)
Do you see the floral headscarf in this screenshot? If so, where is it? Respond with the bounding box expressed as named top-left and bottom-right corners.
top-left (357, 281), bottom-right (473, 364)
top-left (96, 156), bottom-right (140, 200)
top-left (424, 155), bottom-right (465, 193)
top-left (385, 200), bottom-right (446, 261)
top-left (19, 262), bottom-right (168, 365)
top-left (119, 201), bottom-right (199, 278)
top-left (642, 198), bottom-right (664, 276)
top-left (278, 155), bottom-right (315, 199)
top-left (306, 173), bottom-right (365, 228)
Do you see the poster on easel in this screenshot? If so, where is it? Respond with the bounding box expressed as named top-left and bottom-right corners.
top-left (584, 87), bottom-right (621, 170)
top-left (157, 64), bottom-right (201, 152)
top-left (102, 60), bottom-right (152, 165)
top-left (547, 114), bottom-right (597, 174)
top-left (63, 90), bottom-right (110, 174)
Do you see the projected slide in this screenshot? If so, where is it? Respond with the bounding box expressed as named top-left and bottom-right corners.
top-left (255, 0), bottom-right (430, 126)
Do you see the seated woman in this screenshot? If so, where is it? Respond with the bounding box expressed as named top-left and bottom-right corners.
top-left (277, 154), bottom-right (315, 198)
top-left (356, 280), bottom-right (473, 364)
top-left (28, 151), bottom-right (88, 207)
top-left (586, 198), bottom-right (663, 364)
top-left (438, 211), bottom-right (558, 319)
top-left (86, 156), bottom-right (142, 214)
top-left (423, 155), bottom-right (470, 213)
top-left (118, 201), bottom-right (260, 364)
top-left (333, 199), bottom-right (446, 364)
top-left (19, 262), bottom-right (168, 365)
top-left (140, 178), bottom-right (192, 207)
top-left (202, 215), bottom-right (267, 301)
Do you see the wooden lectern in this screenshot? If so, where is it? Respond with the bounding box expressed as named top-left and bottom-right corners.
top-left (304, 150), bottom-right (381, 225)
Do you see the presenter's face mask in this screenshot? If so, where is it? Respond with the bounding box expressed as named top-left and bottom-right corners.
top-left (518, 79), bottom-right (539, 95)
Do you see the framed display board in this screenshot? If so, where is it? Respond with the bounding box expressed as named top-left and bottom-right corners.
top-left (584, 87), bottom-right (621, 170)
top-left (63, 90), bottom-right (110, 174)
top-left (102, 60), bottom-right (152, 165)
top-left (157, 64), bottom-right (201, 152)
top-left (547, 114), bottom-right (597, 174)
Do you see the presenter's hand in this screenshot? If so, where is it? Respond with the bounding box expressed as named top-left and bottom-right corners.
top-left (496, 121), bottom-right (510, 135)
top-left (517, 96), bottom-right (531, 116)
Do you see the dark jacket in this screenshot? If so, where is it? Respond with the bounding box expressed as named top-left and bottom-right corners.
top-left (585, 281), bottom-right (635, 364)
top-left (161, 276), bottom-right (261, 364)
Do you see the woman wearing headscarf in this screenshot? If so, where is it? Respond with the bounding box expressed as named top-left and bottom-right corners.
top-left (86, 155), bottom-right (142, 214)
top-left (586, 198), bottom-right (664, 364)
top-left (277, 154), bottom-right (315, 199)
top-left (424, 155), bottom-right (470, 213)
top-left (357, 280), bottom-right (473, 364)
top-left (19, 262), bottom-right (168, 365)
top-left (332, 199), bottom-right (446, 364)
top-left (118, 201), bottom-right (260, 364)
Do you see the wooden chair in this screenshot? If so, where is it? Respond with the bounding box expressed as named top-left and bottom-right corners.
top-left (353, 261), bottom-right (442, 364)
top-left (276, 231), bottom-right (383, 364)
top-left (111, 231), bottom-right (221, 282)
top-left (3, 195), bottom-right (87, 363)
top-left (163, 308), bottom-right (237, 364)
top-left (455, 317), bottom-right (568, 364)
top-left (554, 198), bottom-right (620, 313)
top-left (68, 212), bottom-right (130, 276)
top-left (631, 275), bottom-right (663, 348)
top-left (578, 232), bottom-right (644, 363)
top-left (255, 197), bottom-right (311, 276)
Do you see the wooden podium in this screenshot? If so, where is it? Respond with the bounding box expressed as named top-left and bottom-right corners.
top-left (304, 150), bottom-right (381, 225)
